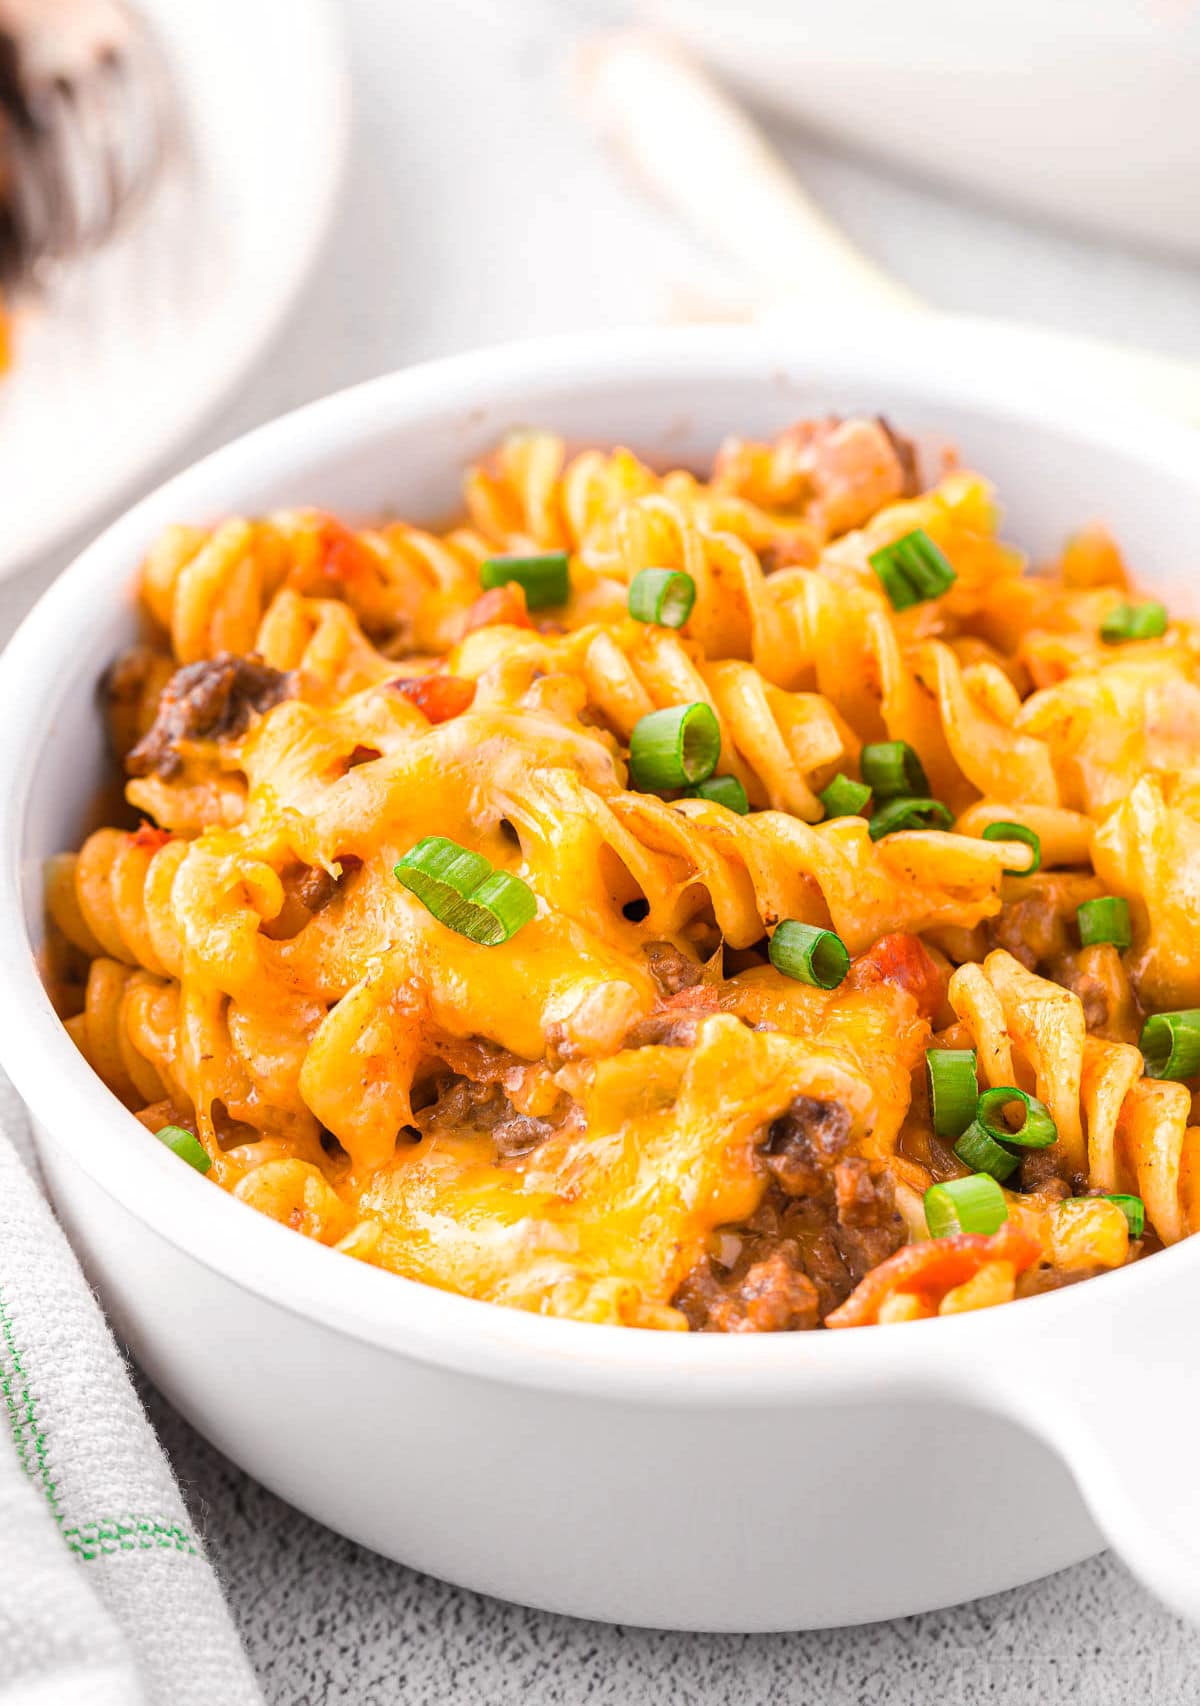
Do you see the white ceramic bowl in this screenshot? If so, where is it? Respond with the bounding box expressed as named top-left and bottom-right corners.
top-left (650, 0), bottom-right (1200, 257)
top-left (3, 324), bottom-right (1200, 1631)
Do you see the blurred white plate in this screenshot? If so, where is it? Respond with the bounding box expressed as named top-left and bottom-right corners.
top-left (0, 0), bottom-right (348, 578)
top-left (651, 0), bottom-right (1200, 259)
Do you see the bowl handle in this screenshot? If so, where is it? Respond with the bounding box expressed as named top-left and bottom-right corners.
top-left (965, 1265), bottom-right (1200, 1622)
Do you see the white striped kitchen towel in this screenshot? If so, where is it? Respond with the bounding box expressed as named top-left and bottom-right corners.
top-left (0, 1083), bottom-right (261, 1706)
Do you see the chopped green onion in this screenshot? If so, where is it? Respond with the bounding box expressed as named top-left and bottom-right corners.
top-left (394, 835), bottom-right (490, 900)
top-left (869, 528), bottom-right (957, 612)
top-left (628, 701), bottom-right (720, 791)
top-left (395, 836), bottom-right (537, 945)
top-left (868, 797), bottom-right (953, 840)
top-left (1140, 1010), bottom-right (1200, 1080)
top-left (1100, 600), bottom-right (1168, 645)
top-left (1106, 1193), bottom-right (1145, 1239)
top-left (628, 568), bottom-right (695, 628)
top-left (861, 741), bottom-right (928, 800)
top-left (155, 1124), bottom-right (211, 1174)
top-left (1077, 895), bottom-right (1132, 950)
top-left (976, 1086), bottom-right (1058, 1149)
top-left (479, 551), bottom-right (569, 610)
top-left (981, 821), bottom-right (1041, 875)
top-left (768, 919), bottom-right (850, 989)
top-left (924, 1174), bottom-right (1008, 1238)
top-left (689, 774), bottom-right (749, 814)
top-left (818, 773), bottom-right (871, 819)
top-left (953, 1121), bottom-right (1021, 1182)
top-left (926, 1048), bottom-right (979, 1138)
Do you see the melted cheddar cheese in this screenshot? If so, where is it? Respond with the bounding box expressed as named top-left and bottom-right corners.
top-left (45, 420), bottom-right (1200, 1330)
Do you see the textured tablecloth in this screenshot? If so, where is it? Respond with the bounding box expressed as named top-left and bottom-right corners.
top-left (8, 1), bottom-right (1200, 1700)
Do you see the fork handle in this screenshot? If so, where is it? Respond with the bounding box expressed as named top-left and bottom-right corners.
top-left (575, 30), bottom-right (919, 318)
top-left (0, 0), bottom-right (132, 102)
top-left (577, 30), bottom-right (1200, 425)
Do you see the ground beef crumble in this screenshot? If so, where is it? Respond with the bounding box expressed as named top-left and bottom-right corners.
top-left (293, 866), bottom-right (340, 913)
top-left (102, 645), bottom-right (174, 758)
top-left (1014, 1264), bottom-right (1103, 1299)
top-left (412, 1039), bottom-right (576, 1161)
top-left (413, 1076), bottom-right (562, 1159)
top-left (1017, 1147), bottom-right (1079, 1200)
top-left (987, 892), bottom-right (1071, 970)
top-left (260, 856), bottom-right (362, 942)
top-left (674, 1248), bottom-right (820, 1334)
top-left (127, 652), bottom-right (295, 780)
top-left (622, 1010), bottom-right (708, 1050)
top-left (763, 1095), bottom-right (852, 1195)
top-left (641, 940), bottom-right (704, 998)
top-left (674, 1095), bottom-right (906, 1332)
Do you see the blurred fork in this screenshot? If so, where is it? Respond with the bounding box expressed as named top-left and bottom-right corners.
top-left (576, 30), bottom-right (1200, 424)
top-left (0, 0), bottom-right (173, 294)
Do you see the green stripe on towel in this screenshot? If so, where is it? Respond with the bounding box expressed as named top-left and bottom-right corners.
top-left (0, 1283), bottom-right (199, 1562)
top-left (64, 1518), bottom-right (197, 1561)
top-left (0, 1283), bottom-right (62, 1521)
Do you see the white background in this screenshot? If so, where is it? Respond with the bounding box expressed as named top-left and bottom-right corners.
top-left (17, 0), bottom-right (1200, 1699)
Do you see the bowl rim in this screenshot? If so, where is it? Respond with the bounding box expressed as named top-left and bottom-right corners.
top-left (3, 317), bottom-right (1200, 1402)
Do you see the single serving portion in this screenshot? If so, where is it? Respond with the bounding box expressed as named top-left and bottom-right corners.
top-left (45, 416), bottom-right (1200, 1330)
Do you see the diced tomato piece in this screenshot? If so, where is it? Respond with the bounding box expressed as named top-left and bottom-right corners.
top-left (389, 674), bottom-right (476, 723)
top-left (826, 1220), bottom-right (1041, 1328)
top-left (847, 932), bottom-right (946, 1021)
top-left (129, 822), bottom-right (172, 853)
top-left (462, 582), bottom-right (531, 633)
top-left (315, 517), bottom-right (376, 587)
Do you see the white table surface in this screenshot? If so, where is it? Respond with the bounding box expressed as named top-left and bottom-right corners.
top-left (13, 1), bottom-right (1200, 1700)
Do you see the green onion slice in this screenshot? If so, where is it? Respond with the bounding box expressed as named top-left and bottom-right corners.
top-left (628, 701), bottom-right (720, 791)
top-left (818, 773), bottom-right (872, 819)
top-left (1077, 895), bottom-right (1132, 950)
top-left (155, 1124), bottom-right (212, 1174)
top-left (981, 821), bottom-right (1041, 875)
top-left (861, 740), bottom-right (929, 800)
top-left (924, 1173), bottom-right (1008, 1238)
top-left (479, 551), bottom-right (569, 611)
top-left (628, 568), bottom-right (696, 628)
top-left (768, 919), bottom-right (850, 989)
top-left (1107, 1193), bottom-right (1145, 1239)
top-left (1140, 1010), bottom-right (1200, 1080)
top-left (953, 1121), bottom-right (1021, 1182)
top-left (396, 835), bottom-right (490, 899)
top-left (976, 1086), bottom-right (1058, 1149)
top-left (395, 836), bottom-right (537, 945)
top-left (689, 774), bottom-right (749, 814)
top-left (869, 528), bottom-right (957, 612)
top-left (868, 797), bottom-right (953, 840)
top-left (1100, 600), bottom-right (1168, 645)
top-left (926, 1048), bottom-right (979, 1138)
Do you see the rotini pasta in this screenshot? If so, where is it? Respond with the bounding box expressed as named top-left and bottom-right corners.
top-left (45, 413), bottom-right (1200, 1332)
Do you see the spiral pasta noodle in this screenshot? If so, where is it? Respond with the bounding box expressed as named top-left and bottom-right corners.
top-left (44, 411), bottom-right (1200, 1332)
top-left (140, 510), bottom-right (490, 667)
